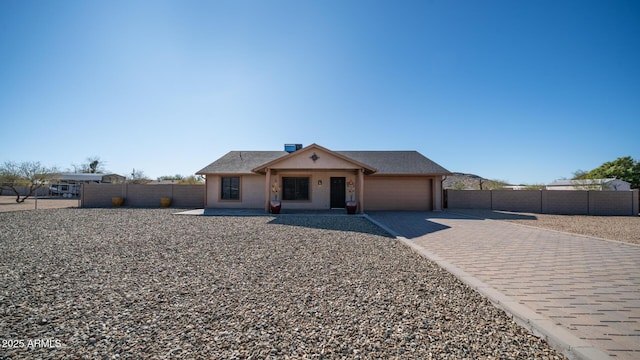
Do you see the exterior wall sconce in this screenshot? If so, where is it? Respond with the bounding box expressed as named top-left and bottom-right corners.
top-left (317, 180), bottom-right (323, 186)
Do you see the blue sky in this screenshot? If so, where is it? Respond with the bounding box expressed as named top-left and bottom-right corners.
top-left (1, 0), bottom-right (638, 185)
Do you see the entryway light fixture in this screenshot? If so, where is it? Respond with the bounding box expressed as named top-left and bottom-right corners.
top-left (318, 180), bottom-right (323, 186)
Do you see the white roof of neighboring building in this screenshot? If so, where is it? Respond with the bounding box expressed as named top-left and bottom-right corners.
top-left (547, 178), bottom-right (628, 186)
top-left (54, 173), bottom-right (124, 182)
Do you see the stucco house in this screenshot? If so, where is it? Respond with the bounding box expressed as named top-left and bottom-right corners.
top-left (546, 178), bottom-right (631, 191)
top-left (196, 143), bottom-right (450, 213)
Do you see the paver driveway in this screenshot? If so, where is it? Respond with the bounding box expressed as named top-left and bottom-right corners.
top-left (369, 211), bottom-right (640, 360)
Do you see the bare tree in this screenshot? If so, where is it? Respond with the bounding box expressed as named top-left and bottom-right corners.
top-left (128, 168), bottom-right (150, 184)
top-left (85, 156), bottom-right (106, 173)
top-left (73, 156), bottom-right (106, 173)
top-left (0, 161), bottom-right (59, 203)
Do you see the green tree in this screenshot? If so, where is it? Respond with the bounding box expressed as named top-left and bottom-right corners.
top-left (450, 182), bottom-right (466, 190)
top-left (484, 179), bottom-right (509, 190)
top-left (573, 156), bottom-right (640, 189)
top-left (0, 161), bottom-right (59, 203)
top-left (572, 169), bottom-right (589, 179)
top-left (157, 174), bottom-right (184, 182)
top-left (157, 174), bottom-right (204, 184)
top-left (176, 175), bottom-right (205, 185)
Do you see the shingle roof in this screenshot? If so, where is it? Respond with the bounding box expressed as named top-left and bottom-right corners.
top-left (336, 151), bottom-right (449, 175)
top-left (197, 149), bottom-right (450, 175)
top-left (196, 151), bottom-right (287, 174)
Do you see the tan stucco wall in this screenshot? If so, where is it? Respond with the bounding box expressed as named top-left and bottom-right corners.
top-left (270, 148), bottom-right (361, 171)
top-left (364, 176), bottom-right (433, 211)
top-left (206, 172), bottom-right (445, 212)
top-left (206, 174), bottom-right (264, 209)
top-left (206, 171), bottom-right (362, 210)
top-left (271, 170), bottom-right (358, 210)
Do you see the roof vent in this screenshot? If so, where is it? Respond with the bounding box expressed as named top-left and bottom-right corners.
top-left (284, 144), bottom-right (303, 153)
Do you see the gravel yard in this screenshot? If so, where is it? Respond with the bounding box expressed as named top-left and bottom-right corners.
top-left (0, 196), bottom-right (78, 212)
top-left (0, 209), bottom-right (565, 359)
top-left (448, 209), bottom-right (640, 245)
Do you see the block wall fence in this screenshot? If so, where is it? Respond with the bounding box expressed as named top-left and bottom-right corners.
top-left (81, 184), bottom-right (204, 208)
top-left (446, 189), bottom-right (639, 216)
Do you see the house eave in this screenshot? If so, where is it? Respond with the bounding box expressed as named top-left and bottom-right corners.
top-left (251, 143), bottom-right (377, 175)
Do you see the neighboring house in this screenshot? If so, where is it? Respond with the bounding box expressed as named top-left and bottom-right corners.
top-left (546, 178), bottom-right (631, 191)
top-left (196, 143), bottom-right (450, 213)
top-left (502, 185), bottom-right (526, 190)
top-left (50, 173), bottom-right (125, 197)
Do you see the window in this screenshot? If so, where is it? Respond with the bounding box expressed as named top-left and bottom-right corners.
top-left (221, 176), bottom-right (240, 200)
top-left (282, 177), bottom-right (309, 201)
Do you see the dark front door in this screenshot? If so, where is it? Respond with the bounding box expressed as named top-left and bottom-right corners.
top-left (330, 177), bottom-right (346, 208)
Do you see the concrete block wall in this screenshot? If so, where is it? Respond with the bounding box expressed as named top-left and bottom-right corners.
top-left (446, 189), bottom-right (638, 216)
top-left (492, 190), bottom-right (541, 213)
top-left (171, 185), bottom-right (205, 208)
top-left (81, 184), bottom-right (124, 207)
top-left (447, 190), bottom-right (491, 209)
top-left (82, 184), bottom-right (204, 208)
top-left (589, 191), bottom-right (636, 216)
top-left (125, 185), bottom-right (173, 207)
top-left (542, 190), bottom-right (589, 215)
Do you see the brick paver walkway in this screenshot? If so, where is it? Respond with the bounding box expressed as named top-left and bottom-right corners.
top-left (368, 211), bottom-right (640, 360)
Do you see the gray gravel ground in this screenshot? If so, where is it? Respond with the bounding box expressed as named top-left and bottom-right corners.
top-left (448, 209), bottom-right (640, 245)
top-left (1, 209), bottom-right (566, 359)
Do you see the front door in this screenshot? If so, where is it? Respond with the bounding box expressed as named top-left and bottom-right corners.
top-left (330, 177), bottom-right (346, 208)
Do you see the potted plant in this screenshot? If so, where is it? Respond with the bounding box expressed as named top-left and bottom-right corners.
top-left (346, 179), bottom-right (357, 214)
top-left (160, 197), bottom-right (172, 207)
top-left (270, 180), bottom-right (281, 214)
top-left (112, 197), bottom-right (125, 207)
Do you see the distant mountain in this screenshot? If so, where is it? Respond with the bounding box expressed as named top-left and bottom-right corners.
top-left (443, 172), bottom-right (507, 190)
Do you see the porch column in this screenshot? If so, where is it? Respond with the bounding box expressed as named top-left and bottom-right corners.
top-left (264, 168), bottom-right (271, 213)
top-left (433, 175), bottom-right (443, 211)
top-left (203, 175), bottom-right (208, 208)
top-left (358, 168), bottom-right (364, 214)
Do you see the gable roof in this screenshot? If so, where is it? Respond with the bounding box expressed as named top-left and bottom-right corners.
top-left (197, 145), bottom-right (450, 176)
top-left (196, 151), bottom-right (287, 174)
top-left (252, 143), bottom-right (377, 175)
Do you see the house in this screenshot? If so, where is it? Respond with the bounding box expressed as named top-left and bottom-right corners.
top-left (50, 173), bottom-right (125, 197)
top-left (196, 143), bottom-right (450, 213)
top-left (546, 178), bottom-right (631, 191)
